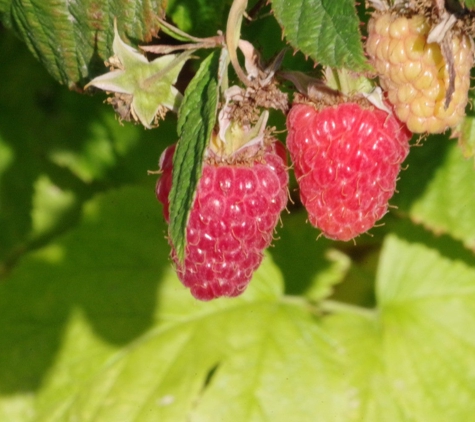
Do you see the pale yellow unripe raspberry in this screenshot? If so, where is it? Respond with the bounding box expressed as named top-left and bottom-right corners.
top-left (367, 12), bottom-right (473, 134)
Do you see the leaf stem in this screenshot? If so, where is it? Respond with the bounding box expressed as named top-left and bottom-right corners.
top-left (281, 296), bottom-right (376, 319)
top-left (319, 300), bottom-right (376, 318)
top-left (157, 17), bottom-right (217, 43)
top-left (141, 39), bottom-right (222, 55)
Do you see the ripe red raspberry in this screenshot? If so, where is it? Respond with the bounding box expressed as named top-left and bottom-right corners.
top-left (286, 102), bottom-right (411, 241)
top-left (156, 141), bottom-right (288, 300)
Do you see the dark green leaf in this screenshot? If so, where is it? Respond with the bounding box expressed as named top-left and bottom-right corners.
top-left (169, 50), bottom-right (221, 262)
top-left (6, 0), bottom-right (165, 87)
top-left (166, 0), bottom-right (232, 37)
top-left (0, 29), bottom-right (175, 270)
top-left (271, 0), bottom-right (368, 71)
top-left (272, 211), bottom-right (350, 299)
top-left (0, 0), bottom-right (12, 27)
top-left (0, 0), bottom-right (9, 14)
top-left (460, 0), bottom-right (475, 11)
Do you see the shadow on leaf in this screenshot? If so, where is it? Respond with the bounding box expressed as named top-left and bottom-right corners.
top-left (0, 186), bottom-right (171, 393)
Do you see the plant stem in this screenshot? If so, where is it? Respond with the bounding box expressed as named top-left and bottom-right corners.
top-left (320, 300), bottom-right (376, 318)
top-left (281, 296), bottom-right (376, 319)
top-left (226, 0), bottom-right (252, 86)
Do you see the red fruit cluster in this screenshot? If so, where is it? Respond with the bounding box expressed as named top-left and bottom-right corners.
top-left (156, 141), bottom-right (288, 300)
top-left (286, 102), bottom-right (411, 241)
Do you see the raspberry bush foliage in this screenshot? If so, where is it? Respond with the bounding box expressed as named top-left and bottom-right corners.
top-left (2, 0), bottom-right (475, 420)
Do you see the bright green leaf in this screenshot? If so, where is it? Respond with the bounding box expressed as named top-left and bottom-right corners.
top-left (31, 175), bottom-right (78, 240)
top-left (169, 50), bottom-right (221, 262)
top-left (0, 394), bottom-right (34, 422)
top-left (407, 142), bottom-right (475, 250)
top-left (323, 312), bottom-right (406, 421)
top-left (457, 71), bottom-right (475, 158)
top-left (323, 230), bottom-right (475, 421)
top-left (3, 186), bottom-right (475, 420)
top-left (1, 185), bottom-right (348, 421)
top-left (271, 0), bottom-right (368, 71)
top-left (28, 252), bottom-right (344, 422)
top-left (189, 303), bottom-right (346, 422)
top-left (377, 233), bottom-right (475, 420)
top-left (457, 114), bottom-right (475, 159)
top-left (35, 299), bottom-right (348, 421)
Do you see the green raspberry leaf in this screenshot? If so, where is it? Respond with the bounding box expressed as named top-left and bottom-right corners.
top-left (0, 186), bottom-right (169, 420)
top-left (4, 0), bottom-right (165, 88)
top-left (457, 114), bottom-right (475, 159)
top-left (87, 21), bottom-right (188, 128)
top-left (397, 140), bottom-right (475, 250)
top-left (1, 186), bottom-right (342, 421)
top-left (169, 49), bottom-right (222, 262)
top-left (323, 229), bottom-right (475, 421)
top-left (271, 0), bottom-right (369, 71)
top-left (2, 187), bottom-right (475, 420)
top-left (462, 0), bottom-right (475, 11)
top-left (376, 232), bottom-right (475, 420)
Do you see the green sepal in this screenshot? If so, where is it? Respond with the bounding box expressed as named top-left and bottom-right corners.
top-left (87, 21), bottom-right (189, 128)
